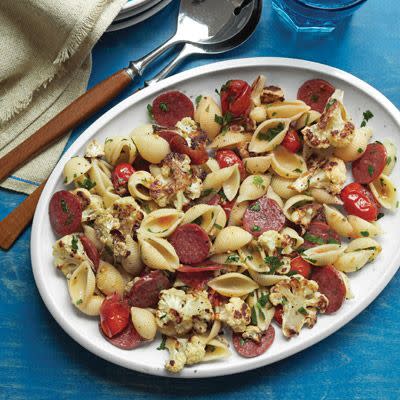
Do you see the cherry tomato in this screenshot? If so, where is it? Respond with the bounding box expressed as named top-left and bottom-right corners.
top-left (220, 80), bottom-right (252, 117)
top-left (281, 129), bottom-right (301, 153)
top-left (290, 256), bottom-right (312, 278)
top-left (340, 182), bottom-right (378, 221)
top-left (111, 163), bottom-right (135, 195)
top-left (216, 149), bottom-right (246, 181)
top-left (100, 293), bottom-right (130, 338)
top-left (274, 305), bottom-right (283, 326)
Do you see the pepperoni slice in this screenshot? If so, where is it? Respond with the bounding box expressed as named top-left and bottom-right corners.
top-left (311, 265), bottom-right (346, 314)
top-left (297, 79), bottom-right (336, 113)
top-left (302, 221), bottom-right (341, 250)
top-left (352, 143), bottom-right (387, 184)
top-left (49, 190), bottom-right (82, 236)
top-left (232, 325), bottom-right (275, 358)
top-left (99, 294), bottom-right (130, 338)
top-left (127, 270), bottom-right (171, 308)
top-left (242, 196), bottom-right (286, 237)
top-left (152, 91), bottom-right (194, 127)
top-left (101, 322), bottom-right (142, 350)
top-left (80, 235), bottom-right (100, 271)
top-left (176, 270), bottom-right (215, 290)
top-left (177, 264), bottom-right (224, 273)
top-left (273, 305), bottom-right (283, 326)
top-left (169, 224), bottom-right (211, 264)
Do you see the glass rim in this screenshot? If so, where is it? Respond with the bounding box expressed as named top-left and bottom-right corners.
top-left (293, 0), bottom-right (368, 11)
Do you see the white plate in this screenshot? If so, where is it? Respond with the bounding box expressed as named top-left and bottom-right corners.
top-left (31, 58), bottom-right (400, 378)
top-left (114, 0), bottom-right (162, 22)
top-left (121, 0), bottom-right (152, 12)
top-left (107, 0), bottom-right (172, 32)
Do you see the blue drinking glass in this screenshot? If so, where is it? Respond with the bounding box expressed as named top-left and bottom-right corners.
top-left (272, 0), bottom-right (368, 32)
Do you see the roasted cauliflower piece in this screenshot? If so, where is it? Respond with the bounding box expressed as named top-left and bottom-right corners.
top-left (53, 234), bottom-right (91, 277)
top-left (258, 229), bottom-right (304, 257)
top-left (269, 276), bottom-right (329, 338)
top-left (165, 336), bottom-right (206, 373)
top-left (218, 297), bottom-right (251, 333)
top-left (110, 196), bottom-right (143, 236)
top-left (156, 288), bottom-right (214, 336)
top-left (242, 325), bottom-right (263, 343)
top-left (261, 85), bottom-right (285, 104)
top-left (290, 203), bottom-right (322, 229)
top-left (72, 188), bottom-right (104, 222)
top-left (84, 139), bottom-right (105, 159)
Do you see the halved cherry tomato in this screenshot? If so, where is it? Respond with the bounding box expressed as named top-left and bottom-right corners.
top-left (220, 80), bottom-right (252, 117)
top-left (100, 293), bottom-right (130, 338)
top-left (281, 129), bottom-right (301, 153)
top-left (169, 133), bottom-right (209, 165)
top-left (216, 149), bottom-right (246, 180)
top-left (274, 305), bottom-right (283, 326)
top-left (290, 256), bottom-right (312, 278)
top-left (340, 182), bottom-right (378, 221)
top-left (111, 163), bottom-right (135, 195)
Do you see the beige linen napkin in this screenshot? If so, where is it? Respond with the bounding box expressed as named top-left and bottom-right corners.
top-left (0, 0), bottom-right (127, 194)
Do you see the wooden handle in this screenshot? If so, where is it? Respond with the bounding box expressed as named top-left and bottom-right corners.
top-left (0, 181), bottom-right (46, 250)
top-left (0, 69), bottom-right (133, 182)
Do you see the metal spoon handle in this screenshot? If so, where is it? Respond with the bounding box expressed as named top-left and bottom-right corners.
top-left (145, 43), bottom-right (201, 86)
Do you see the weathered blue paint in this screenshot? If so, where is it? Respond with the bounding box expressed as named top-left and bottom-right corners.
top-left (1, 1), bottom-right (399, 398)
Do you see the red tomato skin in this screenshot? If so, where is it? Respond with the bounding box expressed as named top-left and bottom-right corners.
top-left (274, 305), bottom-right (283, 326)
top-left (100, 294), bottom-right (130, 338)
top-left (340, 182), bottom-right (378, 221)
top-left (220, 80), bottom-right (252, 117)
top-left (111, 163), bottom-right (135, 194)
top-left (216, 150), bottom-right (246, 181)
top-left (281, 130), bottom-right (301, 153)
top-left (290, 256), bottom-right (312, 278)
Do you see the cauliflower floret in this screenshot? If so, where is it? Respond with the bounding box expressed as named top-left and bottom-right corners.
top-left (110, 196), bottom-right (143, 236)
top-left (269, 276), bottom-right (329, 338)
top-left (52, 234), bottom-right (91, 277)
top-left (72, 188), bottom-right (104, 222)
top-left (219, 297), bottom-right (251, 333)
top-left (165, 336), bottom-right (206, 373)
top-left (302, 92), bottom-right (355, 149)
top-left (290, 203), bottom-right (321, 228)
top-left (176, 117), bottom-right (198, 140)
top-left (84, 139), bottom-right (105, 159)
top-left (258, 230), bottom-right (281, 256)
top-left (291, 157), bottom-right (346, 195)
top-left (260, 85), bottom-right (285, 104)
top-left (242, 325), bottom-right (263, 343)
top-left (156, 289), bottom-right (214, 336)
top-left (258, 228), bottom-right (304, 257)
top-left (186, 177), bottom-right (203, 200)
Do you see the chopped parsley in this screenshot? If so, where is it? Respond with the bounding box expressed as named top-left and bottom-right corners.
top-left (386, 156), bottom-right (392, 166)
top-left (327, 238), bottom-right (340, 244)
top-left (357, 147), bottom-right (363, 153)
top-left (195, 95), bottom-right (203, 107)
top-left (192, 216), bottom-right (203, 225)
top-left (201, 188), bottom-right (217, 197)
top-left (214, 112), bottom-right (233, 131)
top-left (367, 165), bottom-right (374, 177)
top-left (257, 122), bottom-right (284, 142)
top-left (60, 199), bottom-right (69, 213)
top-left (159, 102), bottom-right (168, 112)
top-left (297, 307), bottom-right (308, 315)
top-left (360, 231), bottom-right (370, 237)
top-left (78, 178), bottom-right (96, 191)
top-left (71, 235), bottom-right (79, 251)
top-left (310, 94), bottom-right (319, 102)
top-left (360, 110), bottom-right (374, 127)
top-left (213, 223), bottom-right (223, 230)
top-left (252, 225), bottom-right (261, 232)
top-left (264, 256), bottom-right (283, 274)
top-left (377, 212), bottom-right (384, 220)
top-left (293, 168), bottom-right (303, 173)
top-left (286, 270), bottom-right (299, 276)
top-left (303, 257), bottom-right (316, 264)
top-left (63, 176), bottom-right (68, 184)
top-left (257, 293), bottom-right (269, 307)
top-left (76, 299), bottom-right (83, 305)
top-left (249, 203), bottom-right (261, 212)
top-left (251, 306), bottom-right (257, 325)
top-left (226, 254), bottom-right (240, 263)
top-left (252, 175), bottom-right (264, 188)
top-left (105, 138), bottom-right (113, 144)
top-left (239, 338), bottom-right (245, 346)
top-left (157, 335), bottom-right (167, 350)
top-left (303, 233), bottom-right (325, 245)
top-left (147, 104), bottom-right (153, 119)
top-left (325, 98), bottom-right (337, 110)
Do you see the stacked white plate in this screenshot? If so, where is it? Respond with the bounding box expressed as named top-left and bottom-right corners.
top-left (107, 0), bottom-right (174, 32)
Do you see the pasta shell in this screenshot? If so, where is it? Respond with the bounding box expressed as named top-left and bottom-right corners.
top-left (271, 145), bottom-right (307, 179)
top-left (128, 171), bottom-right (155, 201)
top-left (249, 106), bottom-right (267, 123)
top-left (210, 131), bottom-right (252, 149)
top-left (79, 294), bottom-right (105, 316)
top-left (249, 118), bottom-right (291, 153)
top-left (202, 165), bottom-right (240, 201)
top-left (194, 95), bottom-right (222, 140)
top-left (207, 273), bottom-right (259, 297)
top-left (139, 236), bottom-right (179, 272)
top-left (270, 175), bottom-right (298, 199)
top-left (138, 208), bottom-right (184, 238)
top-left (283, 195), bottom-right (314, 220)
top-left (182, 204), bottom-right (221, 234)
top-left (209, 252), bottom-right (244, 267)
top-left (301, 244), bottom-right (346, 266)
top-left (382, 139), bottom-right (397, 175)
top-left (243, 156), bottom-right (272, 174)
top-left (204, 320), bottom-right (222, 343)
top-left (228, 201), bottom-right (248, 226)
top-left (250, 75), bottom-right (266, 106)
top-left (130, 307), bottom-right (157, 340)
top-left (203, 338), bottom-right (231, 362)
top-left (121, 235), bottom-right (143, 276)
top-left (345, 237), bottom-right (382, 261)
top-left (311, 188), bottom-right (343, 205)
top-left (266, 186), bottom-right (284, 208)
top-left (323, 205), bottom-right (354, 237)
top-left (347, 215), bottom-right (381, 238)
top-left (236, 174), bottom-right (271, 204)
top-left (265, 100), bottom-right (310, 120)
top-left (88, 159), bottom-right (119, 206)
top-left (209, 205), bottom-right (227, 237)
top-left (334, 249), bottom-right (375, 273)
top-left (212, 226), bottom-right (252, 254)
top-left (238, 246), bottom-right (268, 273)
top-left (369, 174), bottom-right (397, 210)
top-left (63, 157), bottom-right (91, 185)
top-left (130, 123), bottom-right (153, 138)
top-left (205, 157), bottom-right (220, 172)
top-left (104, 136), bottom-right (137, 165)
top-left (96, 261), bottom-right (125, 296)
top-left (333, 127), bottom-right (372, 162)
top-left (68, 261), bottom-right (96, 307)
top-left (295, 110), bottom-right (321, 130)
top-left (132, 134), bottom-right (170, 163)
top-left (248, 268), bottom-right (289, 286)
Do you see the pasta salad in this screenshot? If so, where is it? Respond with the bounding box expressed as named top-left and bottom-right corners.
top-left (50, 75), bottom-right (397, 373)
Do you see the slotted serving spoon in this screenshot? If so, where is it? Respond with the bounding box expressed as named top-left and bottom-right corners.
top-left (0, 0), bottom-right (261, 249)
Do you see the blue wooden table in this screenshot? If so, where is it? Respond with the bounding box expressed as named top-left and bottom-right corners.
top-left (1, 1), bottom-right (399, 398)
